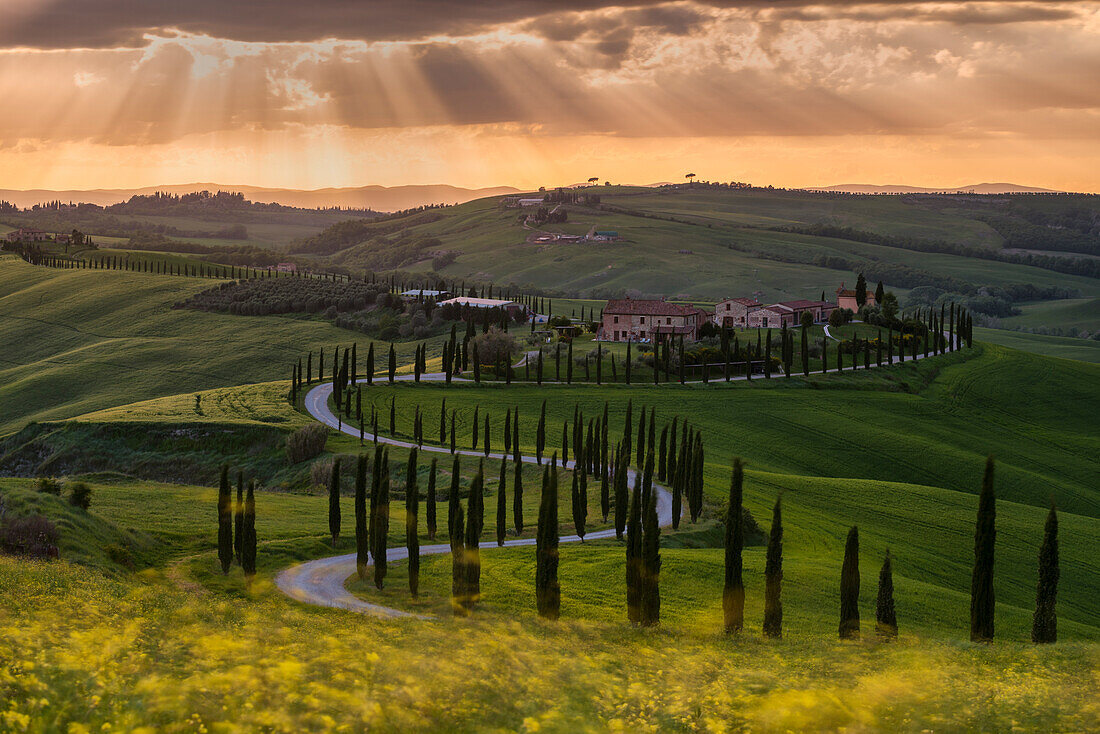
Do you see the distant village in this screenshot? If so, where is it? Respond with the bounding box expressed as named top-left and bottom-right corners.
top-left (402, 285), bottom-right (873, 343)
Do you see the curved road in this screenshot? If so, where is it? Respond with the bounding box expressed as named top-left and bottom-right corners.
top-left (275, 374), bottom-right (673, 618)
top-left (276, 334), bottom-right (953, 618)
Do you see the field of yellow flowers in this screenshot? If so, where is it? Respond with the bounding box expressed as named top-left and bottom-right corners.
top-left (3, 556), bottom-right (1098, 733)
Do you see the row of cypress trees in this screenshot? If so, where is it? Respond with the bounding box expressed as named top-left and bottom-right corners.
top-left (215, 465), bottom-right (257, 577)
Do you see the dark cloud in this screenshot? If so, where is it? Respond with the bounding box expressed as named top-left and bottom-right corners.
top-left (0, 1), bottom-right (1079, 49)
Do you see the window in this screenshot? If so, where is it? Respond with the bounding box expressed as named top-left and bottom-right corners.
top-left (666, 318), bottom-right (672, 324)
top-left (640, 316), bottom-right (646, 324)
top-left (726, 304), bottom-right (730, 311)
top-left (613, 316), bottom-right (619, 324)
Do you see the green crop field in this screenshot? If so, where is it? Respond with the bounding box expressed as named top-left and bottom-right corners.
top-left (973, 327), bottom-right (1100, 363)
top-left (0, 255), bottom-right (420, 436)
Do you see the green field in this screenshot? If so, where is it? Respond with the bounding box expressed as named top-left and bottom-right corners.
top-left (0, 254), bottom-right (418, 436)
top-left (973, 327), bottom-right (1100, 363)
top-left (997, 297), bottom-right (1100, 333)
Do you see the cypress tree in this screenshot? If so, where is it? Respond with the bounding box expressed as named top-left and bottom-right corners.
top-left (657, 425), bottom-right (668, 482)
top-left (614, 442), bottom-right (628, 540)
top-left (536, 400), bottom-right (546, 464)
top-left (763, 495), bottom-right (783, 638)
top-left (566, 340), bottom-right (574, 384)
top-left (388, 344), bottom-right (396, 383)
top-left (623, 399), bottom-right (633, 462)
top-left (561, 421), bottom-right (569, 466)
top-left (876, 550), bottom-right (898, 640)
top-left (241, 481), bottom-right (257, 577)
top-left (426, 457), bottom-right (438, 540)
top-left (406, 449), bottom-right (420, 598)
top-left (626, 469), bottom-right (643, 625)
top-left (373, 450), bottom-right (390, 590)
top-left (324, 459), bottom-right (341, 548)
top-left (496, 459), bottom-right (508, 546)
top-left (640, 464), bottom-right (661, 627)
top-left (513, 408), bottom-right (521, 464)
top-left (504, 409), bottom-right (512, 456)
top-left (970, 456), bottom-right (996, 642)
top-left (1031, 503), bottom-right (1059, 644)
top-left (217, 465), bottom-right (233, 574)
top-left (484, 412), bottom-right (491, 457)
top-left (724, 459), bottom-right (745, 634)
top-left (464, 462), bottom-right (484, 610)
top-left (355, 454), bottom-right (369, 579)
top-left (451, 411), bottom-right (457, 454)
top-left (536, 461), bottom-right (560, 619)
top-left (451, 502), bottom-right (468, 616)
top-left (839, 525), bottom-right (861, 640)
top-left (599, 455), bottom-right (610, 523)
top-left (571, 468), bottom-right (587, 541)
top-left (448, 455), bottom-right (461, 536)
top-left (636, 407), bottom-right (646, 467)
top-left (366, 342), bottom-right (374, 385)
top-left (472, 405), bottom-right (479, 449)
top-left (801, 323), bottom-right (809, 376)
top-left (389, 396), bottom-right (396, 435)
top-left (513, 458), bottom-right (524, 534)
top-left (234, 471), bottom-right (244, 564)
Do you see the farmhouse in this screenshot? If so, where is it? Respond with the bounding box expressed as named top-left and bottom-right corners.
top-left (836, 283), bottom-right (875, 312)
top-left (5, 228), bottom-right (50, 243)
top-left (438, 296), bottom-right (528, 319)
top-left (713, 297), bottom-right (762, 327)
top-left (599, 298), bottom-right (708, 342)
top-left (746, 300), bottom-right (835, 328)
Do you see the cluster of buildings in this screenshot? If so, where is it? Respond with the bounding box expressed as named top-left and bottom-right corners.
top-left (597, 284), bottom-right (872, 342)
top-left (5, 227), bottom-right (66, 244)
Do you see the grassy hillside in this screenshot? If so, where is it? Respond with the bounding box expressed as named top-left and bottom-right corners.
top-left (997, 297), bottom-right (1100, 333)
top-left (293, 187), bottom-right (1100, 305)
top-left (973, 327), bottom-right (1100, 363)
top-left (0, 255), bottom-right (417, 436)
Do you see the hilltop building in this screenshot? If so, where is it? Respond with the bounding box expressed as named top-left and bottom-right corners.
top-left (713, 297), bottom-right (762, 327)
top-left (836, 283), bottom-right (875, 312)
top-left (438, 296), bottom-right (528, 319)
top-left (599, 298), bottom-right (708, 342)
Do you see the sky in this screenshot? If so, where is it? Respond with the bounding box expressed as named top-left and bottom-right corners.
top-left (0, 1), bottom-right (1097, 192)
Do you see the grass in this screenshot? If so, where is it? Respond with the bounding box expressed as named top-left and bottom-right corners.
top-left (0, 255), bottom-right (422, 436)
top-left (973, 327), bottom-right (1100, 363)
top-left (3, 555), bottom-right (1099, 732)
top-left (997, 297), bottom-right (1099, 332)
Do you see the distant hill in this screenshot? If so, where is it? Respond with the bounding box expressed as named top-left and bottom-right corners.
top-left (0, 183), bottom-right (521, 212)
top-left (806, 182), bottom-right (1062, 195)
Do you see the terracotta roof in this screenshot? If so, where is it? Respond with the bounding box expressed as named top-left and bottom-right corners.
top-left (721, 297), bottom-right (762, 307)
top-left (439, 297), bottom-right (521, 308)
top-left (603, 298), bottom-right (698, 316)
top-left (836, 289), bottom-right (858, 298)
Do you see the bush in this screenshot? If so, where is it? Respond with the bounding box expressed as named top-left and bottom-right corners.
top-left (34, 477), bottom-right (62, 495)
top-left (68, 482), bottom-right (92, 510)
top-left (471, 328), bottom-right (516, 366)
top-left (287, 424), bottom-right (329, 465)
top-left (829, 308), bottom-right (853, 327)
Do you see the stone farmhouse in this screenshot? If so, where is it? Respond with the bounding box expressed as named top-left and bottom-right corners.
top-left (713, 297), bottom-right (762, 327)
top-left (836, 283), bottom-right (876, 312)
top-left (599, 298), bottom-right (709, 342)
top-left (5, 227), bottom-right (51, 243)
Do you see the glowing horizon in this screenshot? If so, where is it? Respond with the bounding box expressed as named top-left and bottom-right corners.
top-left (1, 1), bottom-right (1097, 193)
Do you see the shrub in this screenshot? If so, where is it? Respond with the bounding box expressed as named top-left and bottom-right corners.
top-left (287, 424), bottom-right (329, 464)
top-left (311, 458), bottom-right (335, 491)
top-left (34, 477), bottom-right (62, 495)
top-left (471, 328), bottom-right (516, 366)
top-left (68, 482), bottom-right (92, 510)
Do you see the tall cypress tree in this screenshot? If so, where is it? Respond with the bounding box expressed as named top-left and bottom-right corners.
top-left (464, 464), bottom-right (483, 611)
top-left (472, 405), bottom-right (479, 449)
top-left (970, 456), bottom-right (996, 642)
top-left (241, 480), bottom-right (257, 577)
top-left (640, 465), bottom-right (661, 627)
top-left (876, 549), bottom-right (898, 640)
top-left (613, 442), bottom-right (628, 540)
top-left (327, 459), bottom-right (341, 548)
top-left (626, 469), bottom-right (644, 625)
top-left (426, 457), bottom-right (438, 541)
top-left (571, 469), bottom-right (587, 541)
top-left (536, 461), bottom-right (560, 619)
top-left (406, 449), bottom-right (420, 598)
top-left (536, 400), bottom-right (546, 464)
top-left (724, 459), bottom-right (745, 634)
top-left (637, 406), bottom-right (647, 467)
top-left (448, 455), bottom-right (461, 537)
top-left (763, 495), bottom-right (783, 638)
top-left (513, 459), bottom-right (524, 534)
top-left (217, 465), bottom-right (233, 574)
top-left (496, 459), bottom-right (508, 546)
top-left (839, 525), bottom-right (861, 640)
top-left (451, 502), bottom-right (468, 616)
top-left (1031, 503), bottom-right (1059, 644)
top-left (366, 342), bottom-right (374, 385)
top-left (373, 450), bottom-right (390, 590)
top-left (388, 344), bottom-right (397, 383)
top-left (234, 471), bottom-right (245, 565)
top-left (658, 424), bottom-right (668, 482)
top-left (355, 454), bottom-right (369, 579)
